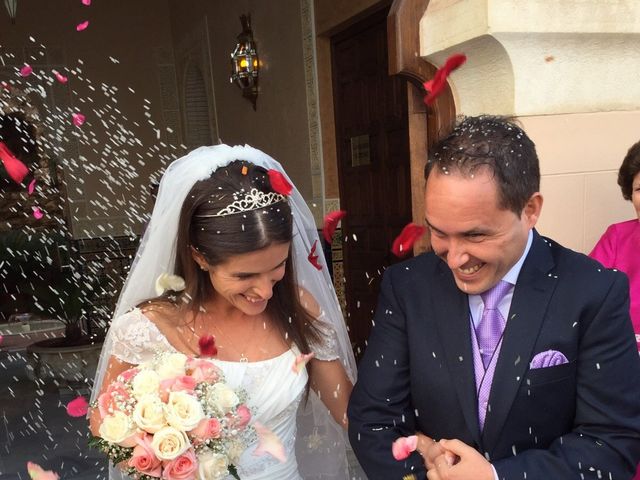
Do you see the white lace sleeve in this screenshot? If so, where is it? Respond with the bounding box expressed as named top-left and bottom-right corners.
top-left (311, 311), bottom-right (340, 361)
top-left (109, 308), bottom-right (173, 365)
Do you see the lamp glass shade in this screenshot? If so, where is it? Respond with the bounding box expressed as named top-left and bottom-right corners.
top-left (4, 0), bottom-right (17, 23)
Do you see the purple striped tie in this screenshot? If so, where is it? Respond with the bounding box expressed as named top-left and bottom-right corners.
top-left (477, 280), bottom-right (511, 369)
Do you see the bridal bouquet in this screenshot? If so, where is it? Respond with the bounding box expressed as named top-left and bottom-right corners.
top-left (90, 352), bottom-right (252, 480)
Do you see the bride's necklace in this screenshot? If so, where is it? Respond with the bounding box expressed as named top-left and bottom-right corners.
top-left (209, 318), bottom-right (270, 363)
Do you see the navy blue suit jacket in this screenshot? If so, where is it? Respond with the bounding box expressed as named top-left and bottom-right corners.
top-left (348, 231), bottom-right (640, 479)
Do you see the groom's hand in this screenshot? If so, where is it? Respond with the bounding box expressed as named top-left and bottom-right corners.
top-left (425, 439), bottom-right (494, 480)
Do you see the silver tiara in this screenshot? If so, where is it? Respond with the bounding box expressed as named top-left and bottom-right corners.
top-left (198, 188), bottom-right (287, 217)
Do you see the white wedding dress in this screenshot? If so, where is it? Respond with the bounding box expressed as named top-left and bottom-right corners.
top-left (107, 308), bottom-right (341, 480)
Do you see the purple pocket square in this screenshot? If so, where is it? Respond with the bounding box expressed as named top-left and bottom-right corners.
top-left (529, 350), bottom-right (569, 369)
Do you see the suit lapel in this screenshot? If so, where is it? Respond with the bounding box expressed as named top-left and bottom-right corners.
top-left (481, 231), bottom-right (558, 451)
top-left (434, 262), bottom-right (482, 447)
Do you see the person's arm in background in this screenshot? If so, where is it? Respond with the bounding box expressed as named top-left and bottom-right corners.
top-left (348, 269), bottom-right (427, 480)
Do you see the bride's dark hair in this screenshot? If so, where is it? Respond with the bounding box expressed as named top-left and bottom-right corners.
top-left (144, 159), bottom-right (321, 359)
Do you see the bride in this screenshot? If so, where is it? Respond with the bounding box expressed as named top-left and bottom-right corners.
top-left (89, 145), bottom-right (358, 479)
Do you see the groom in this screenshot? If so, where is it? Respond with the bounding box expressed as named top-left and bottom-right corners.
top-left (348, 116), bottom-right (640, 479)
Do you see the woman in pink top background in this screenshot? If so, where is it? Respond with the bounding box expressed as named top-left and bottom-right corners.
top-left (589, 140), bottom-right (640, 479)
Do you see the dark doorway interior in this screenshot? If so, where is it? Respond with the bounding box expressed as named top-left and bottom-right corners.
top-left (331, 7), bottom-right (412, 358)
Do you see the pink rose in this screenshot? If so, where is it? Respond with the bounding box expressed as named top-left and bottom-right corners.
top-left (159, 376), bottom-right (197, 402)
top-left (190, 417), bottom-right (221, 442)
top-left (128, 433), bottom-right (162, 477)
top-left (98, 382), bottom-right (130, 418)
top-left (166, 375), bottom-right (197, 392)
top-left (186, 358), bottom-right (221, 383)
top-left (234, 404), bottom-right (252, 430)
top-left (119, 367), bottom-right (139, 382)
top-left (162, 448), bottom-right (197, 480)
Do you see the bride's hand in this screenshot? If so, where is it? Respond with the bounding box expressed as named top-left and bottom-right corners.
top-left (415, 432), bottom-right (458, 470)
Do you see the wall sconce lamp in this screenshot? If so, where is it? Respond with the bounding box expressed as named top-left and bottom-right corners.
top-left (4, 0), bottom-right (17, 24)
top-left (230, 14), bottom-right (259, 110)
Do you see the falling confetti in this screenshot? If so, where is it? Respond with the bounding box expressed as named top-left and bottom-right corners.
top-left (71, 112), bottom-right (86, 126)
top-left (19, 64), bottom-right (33, 77)
top-left (28, 178), bottom-right (36, 195)
top-left (392, 223), bottom-right (426, 258)
top-left (267, 169), bottom-right (292, 195)
top-left (76, 20), bottom-right (90, 31)
top-left (423, 53), bottom-right (466, 106)
top-left (53, 70), bottom-right (68, 84)
top-left (391, 435), bottom-right (418, 460)
top-left (66, 395), bottom-right (89, 417)
top-left (307, 239), bottom-right (322, 270)
top-left (253, 422), bottom-right (287, 463)
top-left (198, 334), bottom-right (217, 357)
top-left (0, 141), bottom-right (29, 184)
top-left (322, 210), bottom-right (346, 244)
top-left (32, 206), bottom-right (44, 219)
top-left (292, 352), bottom-right (315, 374)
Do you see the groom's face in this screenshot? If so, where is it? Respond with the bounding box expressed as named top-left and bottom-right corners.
top-left (424, 168), bottom-right (541, 295)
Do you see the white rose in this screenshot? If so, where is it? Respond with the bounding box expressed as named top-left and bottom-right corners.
top-left (196, 451), bottom-right (229, 480)
top-left (156, 352), bottom-right (188, 380)
top-left (155, 273), bottom-right (186, 295)
top-left (99, 411), bottom-right (137, 446)
top-left (227, 439), bottom-right (245, 464)
top-left (151, 426), bottom-right (190, 460)
top-left (165, 391), bottom-right (205, 431)
top-left (131, 369), bottom-right (161, 398)
top-left (132, 395), bottom-right (167, 433)
top-left (206, 383), bottom-right (240, 415)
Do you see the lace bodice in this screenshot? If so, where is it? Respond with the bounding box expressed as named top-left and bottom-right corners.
top-left (107, 308), bottom-right (341, 480)
top-left (110, 308), bottom-right (340, 365)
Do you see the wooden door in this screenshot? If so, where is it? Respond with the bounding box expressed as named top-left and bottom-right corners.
top-left (331, 7), bottom-right (412, 358)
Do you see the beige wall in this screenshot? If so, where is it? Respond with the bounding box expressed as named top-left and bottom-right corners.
top-left (0, 0), bottom-right (175, 238)
top-left (521, 111), bottom-right (640, 253)
top-left (167, 0), bottom-right (313, 200)
top-left (419, 0), bottom-right (640, 255)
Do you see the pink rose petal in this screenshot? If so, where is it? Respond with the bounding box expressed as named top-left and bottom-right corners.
top-left (28, 178), bottom-right (36, 195)
top-left (76, 20), bottom-right (89, 31)
top-left (392, 435), bottom-right (418, 461)
top-left (53, 71), bottom-right (68, 84)
top-left (66, 396), bottom-right (89, 417)
top-left (0, 141), bottom-right (29, 184)
top-left (27, 462), bottom-right (60, 480)
top-left (291, 352), bottom-right (314, 374)
top-left (82, 0), bottom-right (91, 4)
top-left (32, 207), bottom-right (44, 220)
top-left (20, 64), bottom-right (33, 77)
top-left (72, 113), bottom-right (85, 127)
top-left (253, 421), bottom-right (287, 463)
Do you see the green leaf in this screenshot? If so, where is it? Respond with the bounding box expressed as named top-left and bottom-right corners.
top-left (228, 464), bottom-right (241, 480)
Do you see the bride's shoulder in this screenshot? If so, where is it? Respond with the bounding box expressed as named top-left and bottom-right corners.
top-left (296, 286), bottom-right (321, 319)
top-left (109, 304), bottom-right (175, 364)
top-left (295, 287), bottom-right (339, 361)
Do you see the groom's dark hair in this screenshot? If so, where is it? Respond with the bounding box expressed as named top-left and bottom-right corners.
top-left (425, 115), bottom-right (540, 215)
